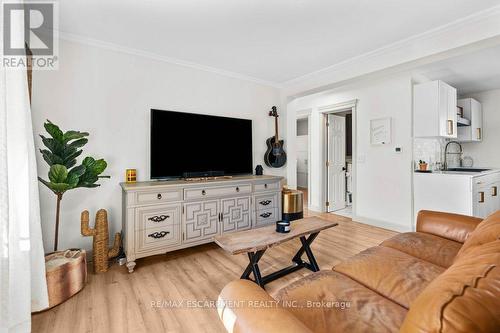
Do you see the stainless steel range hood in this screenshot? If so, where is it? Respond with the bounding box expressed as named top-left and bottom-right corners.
top-left (457, 106), bottom-right (471, 127)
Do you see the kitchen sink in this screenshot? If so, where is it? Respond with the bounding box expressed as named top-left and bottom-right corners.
top-left (445, 168), bottom-right (491, 173)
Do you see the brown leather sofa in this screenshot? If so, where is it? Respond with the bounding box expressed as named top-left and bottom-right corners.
top-left (218, 210), bottom-right (500, 333)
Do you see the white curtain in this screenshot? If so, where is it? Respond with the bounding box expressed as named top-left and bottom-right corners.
top-left (0, 7), bottom-right (49, 333)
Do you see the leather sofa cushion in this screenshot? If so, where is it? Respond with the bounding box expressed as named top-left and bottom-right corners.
top-left (274, 271), bottom-right (407, 333)
top-left (400, 240), bottom-right (500, 333)
top-left (218, 279), bottom-right (312, 333)
top-left (381, 232), bottom-right (462, 268)
top-left (334, 246), bottom-right (444, 309)
top-left (416, 210), bottom-right (482, 243)
top-left (455, 210), bottom-right (500, 260)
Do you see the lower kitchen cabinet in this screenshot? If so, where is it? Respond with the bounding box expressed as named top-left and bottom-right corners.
top-left (473, 179), bottom-right (500, 219)
top-left (414, 171), bottom-right (500, 222)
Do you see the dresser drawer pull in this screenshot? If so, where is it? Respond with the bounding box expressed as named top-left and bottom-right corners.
top-left (148, 231), bottom-right (170, 239)
top-left (479, 191), bottom-right (485, 203)
top-left (492, 186), bottom-right (497, 197)
top-left (148, 215), bottom-right (170, 223)
top-left (259, 212), bottom-right (272, 218)
top-left (236, 187), bottom-right (240, 192)
top-left (264, 184), bottom-right (268, 189)
top-left (157, 193), bottom-right (162, 200)
top-left (201, 190), bottom-right (206, 196)
top-left (259, 200), bottom-right (271, 206)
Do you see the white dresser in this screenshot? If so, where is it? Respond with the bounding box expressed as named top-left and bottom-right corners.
top-left (120, 175), bottom-right (283, 272)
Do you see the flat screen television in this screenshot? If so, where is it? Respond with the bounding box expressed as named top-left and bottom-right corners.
top-left (150, 109), bottom-right (253, 179)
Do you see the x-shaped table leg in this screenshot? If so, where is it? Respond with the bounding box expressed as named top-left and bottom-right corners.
top-left (240, 232), bottom-right (321, 288)
top-left (241, 249), bottom-right (266, 287)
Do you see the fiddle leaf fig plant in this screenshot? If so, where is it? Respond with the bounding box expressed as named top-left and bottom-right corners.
top-left (38, 120), bottom-right (110, 251)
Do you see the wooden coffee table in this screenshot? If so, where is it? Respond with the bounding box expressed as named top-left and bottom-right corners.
top-left (215, 217), bottom-right (338, 288)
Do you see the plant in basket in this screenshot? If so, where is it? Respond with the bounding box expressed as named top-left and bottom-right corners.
top-left (37, 120), bottom-right (110, 308)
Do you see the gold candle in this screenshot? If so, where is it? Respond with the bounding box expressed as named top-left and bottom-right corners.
top-left (126, 169), bottom-right (137, 183)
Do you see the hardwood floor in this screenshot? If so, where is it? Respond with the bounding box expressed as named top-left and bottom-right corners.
top-left (32, 189), bottom-right (397, 333)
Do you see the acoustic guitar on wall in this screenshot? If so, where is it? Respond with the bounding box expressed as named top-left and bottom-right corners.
top-left (264, 106), bottom-right (287, 168)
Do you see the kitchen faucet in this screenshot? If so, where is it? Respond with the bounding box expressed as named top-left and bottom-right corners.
top-left (444, 141), bottom-right (463, 170)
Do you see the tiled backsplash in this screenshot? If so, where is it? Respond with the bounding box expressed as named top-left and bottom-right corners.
top-left (413, 138), bottom-right (445, 170)
top-left (414, 138), bottom-right (463, 170)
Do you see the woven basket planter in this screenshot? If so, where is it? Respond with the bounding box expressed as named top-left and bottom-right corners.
top-left (44, 249), bottom-right (87, 309)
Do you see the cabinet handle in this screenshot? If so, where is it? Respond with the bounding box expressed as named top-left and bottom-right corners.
top-left (157, 193), bottom-right (162, 200)
top-left (148, 231), bottom-right (170, 239)
top-left (264, 184), bottom-right (268, 189)
top-left (259, 212), bottom-right (272, 218)
top-left (259, 200), bottom-right (271, 206)
top-left (479, 191), bottom-right (485, 203)
top-left (148, 215), bottom-right (169, 222)
top-left (236, 187), bottom-right (240, 192)
top-left (492, 186), bottom-right (497, 197)
top-left (447, 120), bottom-right (453, 135)
top-left (201, 190), bottom-right (206, 196)
top-left (477, 128), bottom-right (482, 140)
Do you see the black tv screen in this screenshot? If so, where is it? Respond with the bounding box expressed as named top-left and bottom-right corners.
top-left (150, 109), bottom-right (253, 179)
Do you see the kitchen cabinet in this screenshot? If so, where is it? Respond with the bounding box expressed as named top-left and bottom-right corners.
top-left (457, 98), bottom-right (482, 142)
top-left (414, 170), bottom-right (500, 222)
top-left (414, 80), bottom-right (457, 138)
top-left (473, 176), bottom-right (499, 218)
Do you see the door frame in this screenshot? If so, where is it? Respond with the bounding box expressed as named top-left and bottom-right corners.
top-left (295, 108), bottom-right (313, 210)
top-left (320, 99), bottom-right (358, 214)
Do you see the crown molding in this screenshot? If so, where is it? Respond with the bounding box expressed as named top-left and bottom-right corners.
top-left (58, 31), bottom-right (282, 89)
top-left (282, 5), bottom-right (500, 96)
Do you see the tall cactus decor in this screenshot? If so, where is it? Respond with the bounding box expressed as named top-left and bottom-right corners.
top-left (81, 209), bottom-right (121, 273)
top-left (38, 120), bottom-right (109, 251)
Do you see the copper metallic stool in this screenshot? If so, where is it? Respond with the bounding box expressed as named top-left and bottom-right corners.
top-left (282, 189), bottom-right (304, 221)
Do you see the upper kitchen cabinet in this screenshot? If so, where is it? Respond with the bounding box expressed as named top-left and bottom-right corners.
top-left (457, 98), bottom-right (482, 142)
top-left (414, 80), bottom-right (457, 138)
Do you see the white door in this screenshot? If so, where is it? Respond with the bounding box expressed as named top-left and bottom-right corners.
top-left (327, 114), bottom-right (346, 212)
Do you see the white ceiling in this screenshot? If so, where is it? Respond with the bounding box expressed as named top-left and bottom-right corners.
top-left (416, 45), bottom-right (500, 95)
top-left (59, 0), bottom-right (500, 84)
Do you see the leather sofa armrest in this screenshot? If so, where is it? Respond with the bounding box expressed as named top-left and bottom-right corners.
top-left (218, 279), bottom-right (312, 333)
top-left (416, 210), bottom-right (483, 243)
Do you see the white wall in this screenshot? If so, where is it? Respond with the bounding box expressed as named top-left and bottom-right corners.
top-left (461, 88), bottom-right (500, 168)
top-left (32, 39), bottom-right (282, 252)
top-left (287, 73), bottom-right (414, 231)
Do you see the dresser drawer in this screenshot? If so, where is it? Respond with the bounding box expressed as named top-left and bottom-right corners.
top-left (255, 208), bottom-right (279, 227)
top-left (184, 184), bottom-right (251, 200)
top-left (135, 204), bottom-right (181, 230)
top-left (135, 189), bottom-right (182, 205)
top-left (474, 172), bottom-right (500, 186)
top-left (136, 225), bottom-right (180, 252)
top-left (255, 193), bottom-right (278, 210)
top-left (254, 181), bottom-right (280, 192)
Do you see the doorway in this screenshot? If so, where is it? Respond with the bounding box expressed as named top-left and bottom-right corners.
top-left (296, 117), bottom-right (309, 191)
top-left (326, 109), bottom-right (354, 217)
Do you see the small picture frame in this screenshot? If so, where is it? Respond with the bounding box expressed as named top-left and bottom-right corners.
top-left (370, 117), bottom-right (391, 145)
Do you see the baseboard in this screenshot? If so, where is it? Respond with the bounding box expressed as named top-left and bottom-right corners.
top-left (308, 204), bottom-right (323, 212)
top-left (351, 214), bottom-right (412, 233)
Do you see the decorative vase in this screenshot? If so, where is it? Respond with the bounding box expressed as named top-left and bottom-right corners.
top-left (419, 163), bottom-right (428, 171)
top-left (44, 249), bottom-right (87, 309)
